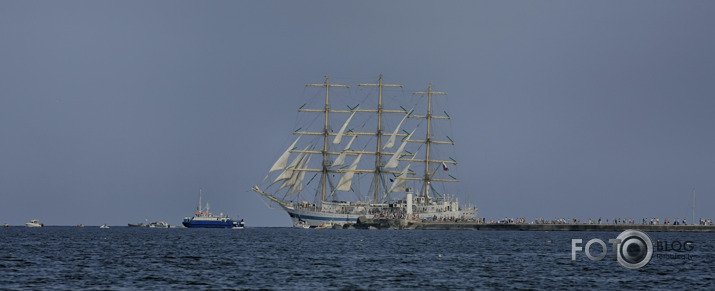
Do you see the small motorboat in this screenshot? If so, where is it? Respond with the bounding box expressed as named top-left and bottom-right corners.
top-left (294, 219), bottom-right (310, 229)
top-left (25, 219), bottom-right (43, 227)
top-left (233, 219), bottom-right (245, 229)
top-left (149, 221), bottom-right (169, 228)
top-left (100, 224), bottom-right (110, 229)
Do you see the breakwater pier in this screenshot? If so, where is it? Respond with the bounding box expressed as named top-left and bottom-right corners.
top-left (345, 217), bottom-right (715, 232)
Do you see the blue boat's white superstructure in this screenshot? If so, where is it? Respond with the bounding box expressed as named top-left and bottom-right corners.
top-left (252, 76), bottom-right (478, 228)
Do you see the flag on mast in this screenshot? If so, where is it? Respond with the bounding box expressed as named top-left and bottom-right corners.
top-left (441, 162), bottom-right (449, 171)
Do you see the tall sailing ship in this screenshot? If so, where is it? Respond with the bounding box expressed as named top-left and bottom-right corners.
top-left (252, 75), bottom-right (477, 228)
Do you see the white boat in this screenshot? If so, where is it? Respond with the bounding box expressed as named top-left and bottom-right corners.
top-left (234, 219), bottom-right (245, 229)
top-left (149, 221), bottom-right (170, 228)
top-left (252, 76), bottom-right (478, 228)
top-left (25, 219), bottom-right (43, 227)
top-left (100, 224), bottom-right (110, 229)
top-left (294, 219), bottom-right (311, 229)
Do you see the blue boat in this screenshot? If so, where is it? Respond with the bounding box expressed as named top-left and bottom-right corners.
top-left (182, 189), bottom-right (244, 229)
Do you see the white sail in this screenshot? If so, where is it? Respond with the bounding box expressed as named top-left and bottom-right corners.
top-left (269, 137), bottom-right (300, 173)
top-left (272, 153), bottom-right (303, 183)
top-left (333, 108), bottom-right (358, 144)
top-left (388, 164), bottom-right (410, 193)
top-left (335, 153), bottom-right (362, 191)
top-left (279, 153), bottom-right (308, 190)
top-left (332, 135), bottom-right (357, 167)
top-left (388, 149), bottom-right (418, 194)
top-left (384, 128), bottom-right (415, 169)
top-left (383, 112), bottom-right (409, 149)
top-left (287, 155), bottom-right (311, 195)
top-left (273, 145), bottom-right (310, 184)
top-left (278, 175), bottom-right (294, 190)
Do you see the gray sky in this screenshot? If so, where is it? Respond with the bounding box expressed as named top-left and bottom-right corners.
top-left (1, 1), bottom-right (713, 226)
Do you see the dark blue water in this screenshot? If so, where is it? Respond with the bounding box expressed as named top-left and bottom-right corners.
top-left (1, 227), bottom-right (713, 290)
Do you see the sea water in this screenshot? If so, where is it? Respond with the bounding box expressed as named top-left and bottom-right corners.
top-left (0, 227), bottom-right (712, 290)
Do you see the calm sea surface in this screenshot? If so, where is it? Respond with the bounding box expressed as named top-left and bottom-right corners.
top-left (0, 227), bottom-right (713, 290)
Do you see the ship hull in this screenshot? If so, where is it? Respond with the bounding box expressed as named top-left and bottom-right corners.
top-left (287, 207), bottom-right (364, 226)
top-left (282, 199), bottom-right (477, 228)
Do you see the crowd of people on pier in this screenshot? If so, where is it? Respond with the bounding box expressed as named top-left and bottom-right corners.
top-left (487, 217), bottom-right (713, 225)
top-left (370, 210), bottom-right (477, 222)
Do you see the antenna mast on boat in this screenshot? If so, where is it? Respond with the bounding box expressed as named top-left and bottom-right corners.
top-left (359, 74), bottom-right (403, 202)
top-left (305, 76), bottom-right (349, 201)
top-left (198, 188), bottom-right (203, 212)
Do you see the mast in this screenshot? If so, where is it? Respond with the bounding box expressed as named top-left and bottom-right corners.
top-left (359, 75), bottom-right (402, 202)
top-left (306, 76), bottom-right (349, 201)
top-left (413, 83), bottom-right (446, 202)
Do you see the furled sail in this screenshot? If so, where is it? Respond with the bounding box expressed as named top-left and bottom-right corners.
top-left (332, 135), bottom-right (357, 167)
top-left (269, 137), bottom-right (300, 172)
top-left (384, 128), bottom-right (415, 169)
top-left (333, 108), bottom-right (358, 144)
top-left (335, 153), bottom-right (362, 191)
top-left (383, 112), bottom-right (409, 149)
